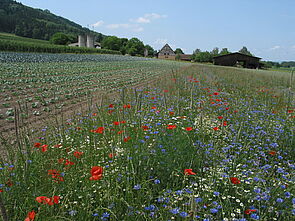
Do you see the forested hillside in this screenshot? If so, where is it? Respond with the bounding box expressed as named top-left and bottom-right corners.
top-left (0, 0), bottom-right (105, 42)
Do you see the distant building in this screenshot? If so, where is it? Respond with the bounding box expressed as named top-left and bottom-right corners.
top-left (68, 34), bottom-right (101, 49)
top-left (213, 52), bottom-right (261, 69)
top-left (158, 44), bottom-right (176, 60)
top-left (178, 54), bottom-right (192, 61)
top-left (158, 44), bottom-right (192, 61)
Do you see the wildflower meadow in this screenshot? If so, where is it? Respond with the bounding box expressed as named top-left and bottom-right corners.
top-left (0, 53), bottom-right (294, 221)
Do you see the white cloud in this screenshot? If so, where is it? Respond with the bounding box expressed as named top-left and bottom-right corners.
top-left (270, 45), bottom-right (281, 50)
top-left (92, 20), bottom-right (104, 27)
top-left (131, 13), bottom-right (167, 24)
top-left (292, 45), bottom-right (295, 49)
top-left (106, 23), bottom-right (144, 32)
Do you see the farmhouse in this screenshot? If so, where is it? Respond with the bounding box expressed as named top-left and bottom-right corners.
top-left (213, 52), bottom-right (261, 69)
top-left (158, 44), bottom-right (192, 61)
top-left (158, 44), bottom-right (176, 60)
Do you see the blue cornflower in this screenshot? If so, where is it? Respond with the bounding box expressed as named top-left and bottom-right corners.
top-left (276, 198), bottom-right (283, 203)
top-left (170, 208), bottom-right (179, 214)
top-left (101, 212), bottom-right (110, 218)
top-left (210, 208), bottom-right (218, 213)
top-left (93, 213), bottom-right (99, 216)
top-left (179, 211), bottom-right (188, 217)
top-left (133, 184), bottom-right (141, 190)
top-left (254, 188), bottom-right (261, 193)
top-left (285, 192), bottom-right (291, 198)
top-left (250, 213), bottom-right (260, 220)
top-left (154, 179), bottom-right (160, 184)
top-left (213, 191), bottom-right (220, 196)
top-left (195, 197), bottom-right (202, 203)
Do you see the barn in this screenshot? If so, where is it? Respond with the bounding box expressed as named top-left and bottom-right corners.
top-left (213, 52), bottom-right (261, 69)
top-left (158, 44), bottom-right (176, 60)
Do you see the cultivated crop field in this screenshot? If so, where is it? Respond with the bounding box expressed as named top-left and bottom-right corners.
top-left (0, 53), bottom-right (294, 221)
top-left (0, 52), bottom-right (187, 133)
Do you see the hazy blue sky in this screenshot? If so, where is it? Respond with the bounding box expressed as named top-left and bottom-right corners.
top-left (19, 0), bottom-right (295, 61)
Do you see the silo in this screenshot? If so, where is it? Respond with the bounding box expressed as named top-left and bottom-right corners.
top-left (78, 35), bottom-right (86, 47)
top-left (86, 35), bottom-right (94, 48)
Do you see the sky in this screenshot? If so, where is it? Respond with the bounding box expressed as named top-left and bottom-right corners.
top-left (18, 0), bottom-right (295, 61)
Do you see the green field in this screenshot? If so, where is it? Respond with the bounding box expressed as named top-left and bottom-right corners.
top-left (0, 33), bottom-right (120, 54)
top-left (0, 53), bottom-right (294, 221)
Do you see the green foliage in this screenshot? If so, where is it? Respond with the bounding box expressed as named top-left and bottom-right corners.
top-left (144, 44), bottom-right (155, 57)
top-left (0, 38), bottom-right (121, 54)
top-left (210, 47), bottom-right (219, 57)
top-left (220, 48), bottom-right (230, 55)
top-left (101, 36), bottom-right (123, 52)
top-left (174, 48), bottom-right (184, 54)
top-left (125, 38), bottom-right (145, 56)
top-left (0, 0), bottom-right (105, 41)
top-left (239, 46), bottom-right (253, 56)
top-left (49, 32), bottom-right (71, 45)
top-left (192, 50), bottom-right (213, 62)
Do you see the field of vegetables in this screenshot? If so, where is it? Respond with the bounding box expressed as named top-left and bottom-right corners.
top-left (0, 53), bottom-right (294, 221)
top-left (0, 52), bottom-right (187, 133)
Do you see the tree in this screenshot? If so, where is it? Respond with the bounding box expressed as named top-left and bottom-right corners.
top-left (220, 48), bottom-right (230, 55)
top-left (49, 32), bottom-right (71, 45)
top-left (125, 38), bottom-right (145, 56)
top-left (174, 48), bottom-right (184, 54)
top-left (239, 46), bottom-right (253, 56)
top-left (145, 44), bottom-right (155, 57)
top-left (210, 47), bottom-right (219, 57)
top-left (193, 51), bottom-right (212, 63)
top-left (101, 36), bottom-right (122, 51)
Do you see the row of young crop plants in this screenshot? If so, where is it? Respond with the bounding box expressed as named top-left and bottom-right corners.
top-left (0, 39), bottom-right (121, 54)
top-left (0, 53), bottom-right (188, 129)
top-left (0, 64), bottom-right (294, 220)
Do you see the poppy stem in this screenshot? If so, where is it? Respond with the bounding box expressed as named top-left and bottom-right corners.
top-left (0, 194), bottom-right (9, 221)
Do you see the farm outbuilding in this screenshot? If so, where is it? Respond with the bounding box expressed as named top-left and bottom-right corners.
top-left (213, 52), bottom-right (261, 69)
top-left (158, 44), bottom-right (176, 60)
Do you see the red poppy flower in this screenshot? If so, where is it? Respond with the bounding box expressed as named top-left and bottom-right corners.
top-left (269, 151), bottom-right (276, 156)
top-left (65, 159), bottom-right (75, 166)
top-left (142, 125), bottom-right (149, 131)
top-left (151, 106), bottom-right (157, 109)
top-left (41, 145), bottom-right (48, 152)
top-left (34, 142), bottom-right (41, 148)
top-left (287, 110), bottom-right (294, 113)
top-left (25, 210), bottom-right (36, 221)
top-left (163, 90), bottom-right (169, 93)
top-left (109, 104), bottom-right (114, 108)
top-left (213, 92), bottom-right (219, 95)
top-left (6, 179), bottom-right (13, 187)
top-left (73, 151), bottom-right (83, 158)
top-left (185, 127), bottom-right (193, 131)
top-left (0, 189), bottom-right (3, 192)
top-left (53, 196), bottom-right (60, 204)
top-left (36, 196), bottom-right (51, 204)
top-left (123, 104), bottom-right (131, 108)
top-left (117, 130), bottom-right (124, 134)
top-left (218, 116), bottom-right (223, 120)
top-left (213, 127), bottom-right (219, 131)
top-left (113, 121), bottom-right (120, 126)
top-left (109, 153), bottom-right (116, 158)
top-left (124, 136), bottom-right (131, 142)
top-left (151, 97), bottom-right (155, 100)
top-left (230, 177), bottom-right (241, 184)
top-left (90, 166), bottom-right (103, 181)
top-left (184, 169), bottom-right (196, 175)
top-left (167, 125), bottom-right (177, 129)
top-left (120, 120), bottom-right (126, 124)
top-left (91, 127), bottom-right (104, 134)
top-left (169, 111), bottom-right (174, 116)
top-left (244, 209), bottom-right (257, 215)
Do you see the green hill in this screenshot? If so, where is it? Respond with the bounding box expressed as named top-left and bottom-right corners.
top-left (0, 0), bottom-right (105, 42)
